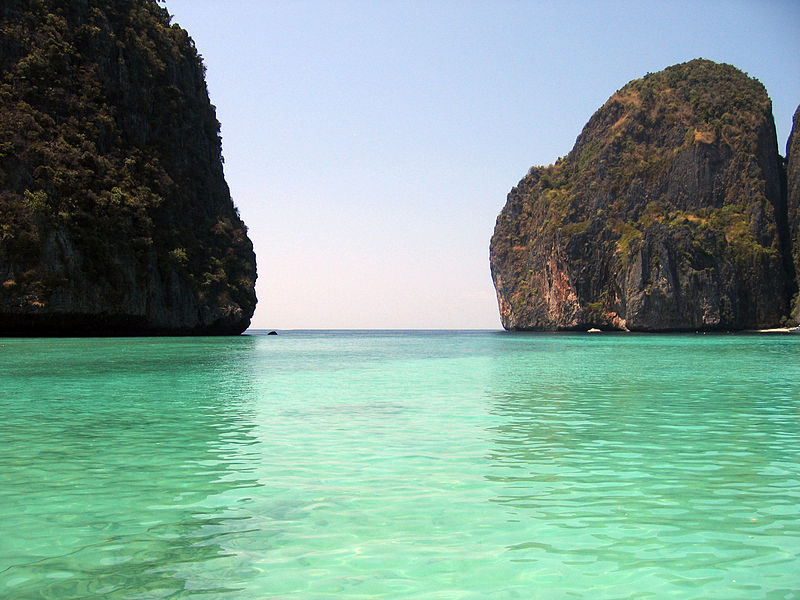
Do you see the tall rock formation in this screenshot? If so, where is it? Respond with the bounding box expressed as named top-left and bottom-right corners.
top-left (787, 105), bottom-right (800, 321)
top-left (490, 59), bottom-right (792, 331)
top-left (0, 0), bottom-right (256, 335)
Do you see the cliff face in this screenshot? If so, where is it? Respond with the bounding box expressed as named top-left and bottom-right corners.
top-left (490, 59), bottom-right (793, 331)
top-left (787, 105), bottom-right (800, 321)
top-left (0, 0), bottom-right (256, 335)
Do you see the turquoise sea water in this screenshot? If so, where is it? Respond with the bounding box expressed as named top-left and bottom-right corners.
top-left (1, 331), bottom-right (799, 599)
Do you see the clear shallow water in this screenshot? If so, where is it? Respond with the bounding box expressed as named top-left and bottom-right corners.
top-left (1, 331), bottom-right (799, 599)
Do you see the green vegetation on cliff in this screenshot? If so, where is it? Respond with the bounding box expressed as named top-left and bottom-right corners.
top-left (491, 59), bottom-right (794, 331)
top-left (0, 0), bottom-right (256, 334)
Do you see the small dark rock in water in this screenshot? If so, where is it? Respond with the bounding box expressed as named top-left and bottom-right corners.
top-left (267, 331), bottom-right (278, 335)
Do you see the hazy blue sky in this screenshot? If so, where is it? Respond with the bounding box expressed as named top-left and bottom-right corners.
top-left (165, 0), bottom-right (800, 330)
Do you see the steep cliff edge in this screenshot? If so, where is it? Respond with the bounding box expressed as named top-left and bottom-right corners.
top-left (0, 0), bottom-right (256, 335)
top-left (490, 59), bottom-right (792, 331)
top-left (787, 105), bottom-right (800, 321)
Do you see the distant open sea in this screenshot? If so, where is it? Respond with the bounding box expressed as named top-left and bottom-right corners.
top-left (1, 330), bottom-right (799, 599)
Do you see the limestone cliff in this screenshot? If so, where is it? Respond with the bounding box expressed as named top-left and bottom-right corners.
top-left (490, 59), bottom-right (793, 331)
top-left (0, 0), bottom-right (256, 335)
top-left (787, 105), bottom-right (800, 321)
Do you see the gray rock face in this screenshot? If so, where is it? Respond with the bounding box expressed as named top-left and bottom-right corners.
top-left (0, 0), bottom-right (256, 335)
top-left (490, 59), bottom-right (793, 331)
top-left (787, 105), bottom-right (800, 322)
